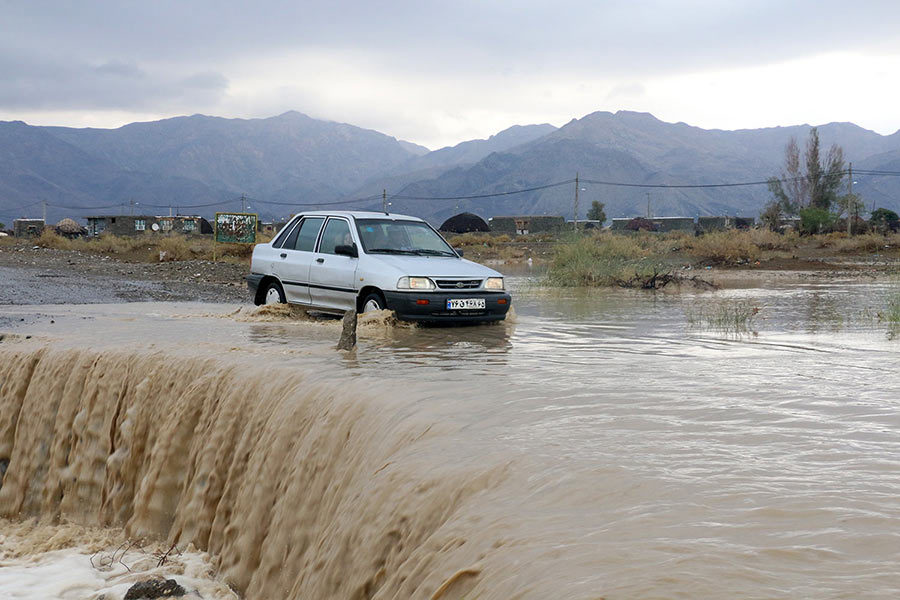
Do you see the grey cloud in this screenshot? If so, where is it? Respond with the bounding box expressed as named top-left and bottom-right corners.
top-left (4, 1), bottom-right (900, 77)
top-left (0, 51), bottom-right (228, 111)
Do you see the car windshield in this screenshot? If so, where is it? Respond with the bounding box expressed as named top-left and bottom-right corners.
top-left (355, 219), bottom-right (456, 256)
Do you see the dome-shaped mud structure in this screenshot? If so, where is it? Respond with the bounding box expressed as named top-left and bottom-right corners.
top-left (55, 218), bottom-right (87, 237)
top-left (439, 212), bottom-right (490, 233)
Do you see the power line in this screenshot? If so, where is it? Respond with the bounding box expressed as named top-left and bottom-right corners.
top-left (12, 168), bottom-right (900, 218)
top-left (393, 179), bottom-right (575, 200)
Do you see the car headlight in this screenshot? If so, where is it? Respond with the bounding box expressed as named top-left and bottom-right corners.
top-left (397, 276), bottom-right (436, 290)
top-left (484, 277), bottom-right (504, 290)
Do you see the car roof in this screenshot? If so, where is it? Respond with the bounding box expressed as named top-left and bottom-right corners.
top-left (295, 211), bottom-right (423, 221)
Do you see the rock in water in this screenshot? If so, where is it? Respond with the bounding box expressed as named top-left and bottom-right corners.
top-left (123, 578), bottom-right (186, 599)
top-left (336, 309), bottom-right (358, 350)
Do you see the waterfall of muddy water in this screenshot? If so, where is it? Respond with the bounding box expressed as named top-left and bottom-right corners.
top-left (1, 275), bottom-right (900, 598)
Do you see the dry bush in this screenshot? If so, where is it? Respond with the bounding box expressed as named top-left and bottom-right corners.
top-left (217, 242), bottom-right (255, 259)
top-left (445, 232), bottom-right (515, 248)
top-left (686, 231), bottom-right (760, 264)
top-left (34, 229), bottom-right (74, 250)
top-left (815, 232), bottom-right (848, 248)
top-left (829, 232), bottom-right (891, 254)
top-left (747, 228), bottom-right (800, 251)
top-left (156, 235), bottom-right (196, 261)
top-left (83, 233), bottom-right (148, 254)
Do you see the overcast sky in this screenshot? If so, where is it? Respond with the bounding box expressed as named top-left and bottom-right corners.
top-left (2, 1), bottom-right (899, 149)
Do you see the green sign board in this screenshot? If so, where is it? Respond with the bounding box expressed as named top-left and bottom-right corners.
top-left (215, 212), bottom-right (258, 244)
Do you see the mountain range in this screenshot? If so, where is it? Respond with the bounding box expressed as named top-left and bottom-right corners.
top-left (2, 110), bottom-right (899, 227)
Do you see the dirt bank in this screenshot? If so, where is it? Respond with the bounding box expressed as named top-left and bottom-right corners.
top-left (0, 245), bottom-right (248, 304)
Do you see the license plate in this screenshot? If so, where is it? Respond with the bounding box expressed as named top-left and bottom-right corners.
top-left (447, 298), bottom-right (486, 310)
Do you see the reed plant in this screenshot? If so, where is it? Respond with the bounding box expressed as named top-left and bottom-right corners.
top-left (686, 300), bottom-right (760, 334)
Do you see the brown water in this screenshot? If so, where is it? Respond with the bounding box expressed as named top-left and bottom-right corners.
top-left (1, 276), bottom-right (899, 599)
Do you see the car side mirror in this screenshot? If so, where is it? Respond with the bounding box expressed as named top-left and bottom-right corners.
top-left (454, 248), bottom-right (464, 257)
top-left (335, 243), bottom-right (358, 258)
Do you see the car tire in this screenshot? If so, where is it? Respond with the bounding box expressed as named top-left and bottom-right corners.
top-left (361, 291), bottom-right (386, 313)
top-left (263, 280), bottom-right (286, 305)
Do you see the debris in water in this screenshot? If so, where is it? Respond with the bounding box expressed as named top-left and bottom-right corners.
top-left (124, 578), bottom-right (186, 599)
top-left (336, 309), bottom-right (357, 350)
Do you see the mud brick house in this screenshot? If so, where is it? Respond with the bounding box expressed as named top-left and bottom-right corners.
top-left (13, 218), bottom-right (45, 237)
top-left (488, 215), bottom-right (566, 235)
top-left (86, 215), bottom-right (212, 237)
top-left (697, 216), bottom-right (756, 233)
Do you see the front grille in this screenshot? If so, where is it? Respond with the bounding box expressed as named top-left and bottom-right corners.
top-left (435, 279), bottom-right (481, 289)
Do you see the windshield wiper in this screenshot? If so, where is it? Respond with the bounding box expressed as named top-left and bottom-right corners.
top-left (411, 249), bottom-right (456, 256)
top-left (367, 248), bottom-right (418, 255)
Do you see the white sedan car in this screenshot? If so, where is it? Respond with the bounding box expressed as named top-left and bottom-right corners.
top-left (247, 211), bottom-right (511, 323)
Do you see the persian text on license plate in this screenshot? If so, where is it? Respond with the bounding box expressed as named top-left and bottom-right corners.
top-left (447, 298), bottom-right (486, 310)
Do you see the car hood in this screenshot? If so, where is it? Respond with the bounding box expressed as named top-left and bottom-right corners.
top-left (365, 254), bottom-right (503, 278)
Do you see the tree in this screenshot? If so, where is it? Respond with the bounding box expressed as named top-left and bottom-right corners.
top-left (799, 207), bottom-right (836, 235)
top-left (870, 208), bottom-right (900, 234)
top-left (760, 200), bottom-right (782, 231)
top-left (768, 128), bottom-right (846, 215)
top-left (586, 200), bottom-right (606, 226)
top-left (835, 192), bottom-right (865, 234)
top-left (0, 222), bottom-right (5, 231)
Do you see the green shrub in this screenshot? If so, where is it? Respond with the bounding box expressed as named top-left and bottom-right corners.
top-left (799, 207), bottom-right (837, 235)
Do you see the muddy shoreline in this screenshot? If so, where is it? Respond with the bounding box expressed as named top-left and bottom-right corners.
top-left (1, 242), bottom-right (897, 307)
top-left (0, 245), bottom-right (249, 305)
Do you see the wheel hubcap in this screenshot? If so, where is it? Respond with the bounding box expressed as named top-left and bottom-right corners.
top-left (364, 299), bottom-right (382, 312)
top-left (265, 287), bottom-right (282, 304)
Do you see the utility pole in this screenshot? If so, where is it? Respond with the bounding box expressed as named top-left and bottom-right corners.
top-left (240, 194), bottom-right (246, 213)
top-left (130, 198), bottom-right (134, 216)
top-left (646, 192), bottom-right (651, 218)
top-left (169, 204), bottom-right (173, 217)
top-left (42, 200), bottom-right (47, 223)
top-left (383, 189), bottom-right (387, 213)
top-left (847, 162), bottom-right (853, 235)
top-left (573, 173), bottom-right (579, 231)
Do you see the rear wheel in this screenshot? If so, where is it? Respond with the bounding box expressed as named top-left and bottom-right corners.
top-left (361, 291), bottom-right (385, 312)
top-left (263, 280), bottom-right (286, 305)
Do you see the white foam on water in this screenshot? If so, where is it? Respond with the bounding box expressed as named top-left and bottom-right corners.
top-left (0, 543), bottom-right (237, 600)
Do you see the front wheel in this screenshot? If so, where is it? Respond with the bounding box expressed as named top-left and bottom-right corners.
top-left (361, 292), bottom-right (385, 312)
top-left (263, 280), bottom-right (286, 305)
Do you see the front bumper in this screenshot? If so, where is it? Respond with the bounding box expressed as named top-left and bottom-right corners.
top-left (383, 290), bottom-right (511, 323)
top-left (246, 273), bottom-right (264, 295)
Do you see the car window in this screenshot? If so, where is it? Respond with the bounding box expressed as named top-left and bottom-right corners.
top-left (293, 217), bottom-right (325, 252)
top-left (275, 218), bottom-right (302, 249)
top-left (355, 219), bottom-right (455, 255)
top-left (318, 218), bottom-right (352, 255)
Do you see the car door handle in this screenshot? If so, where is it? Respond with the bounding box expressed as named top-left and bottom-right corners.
top-left (316, 258), bottom-right (325, 263)
top-left (280, 253), bottom-right (287, 258)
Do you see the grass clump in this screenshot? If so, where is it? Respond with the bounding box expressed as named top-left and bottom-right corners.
top-left (34, 229), bottom-right (75, 250)
top-left (685, 231), bottom-right (760, 264)
top-left (746, 228), bottom-right (800, 251)
top-left (547, 233), bottom-right (672, 287)
top-left (830, 232), bottom-right (892, 254)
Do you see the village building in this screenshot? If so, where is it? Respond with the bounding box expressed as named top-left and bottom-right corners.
top-left (488, 215), bottom-right (566, 235)
top-left (259, 221), bottom-right (288, 236)
top-left (85, 215), bottom-right (212, 237)
top-left (13, 218), bottom-right (45, 237)
top-left (697, 216), bottom-right (755, 233)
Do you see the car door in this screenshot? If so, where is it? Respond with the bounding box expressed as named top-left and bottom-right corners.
top-left (277, 216), bottom-right (324, 304)
top-left (308, 217), bottom-right (359, 311)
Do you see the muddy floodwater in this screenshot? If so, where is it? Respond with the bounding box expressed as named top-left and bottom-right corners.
top-left (1, 275), bottom-right (899, 599)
